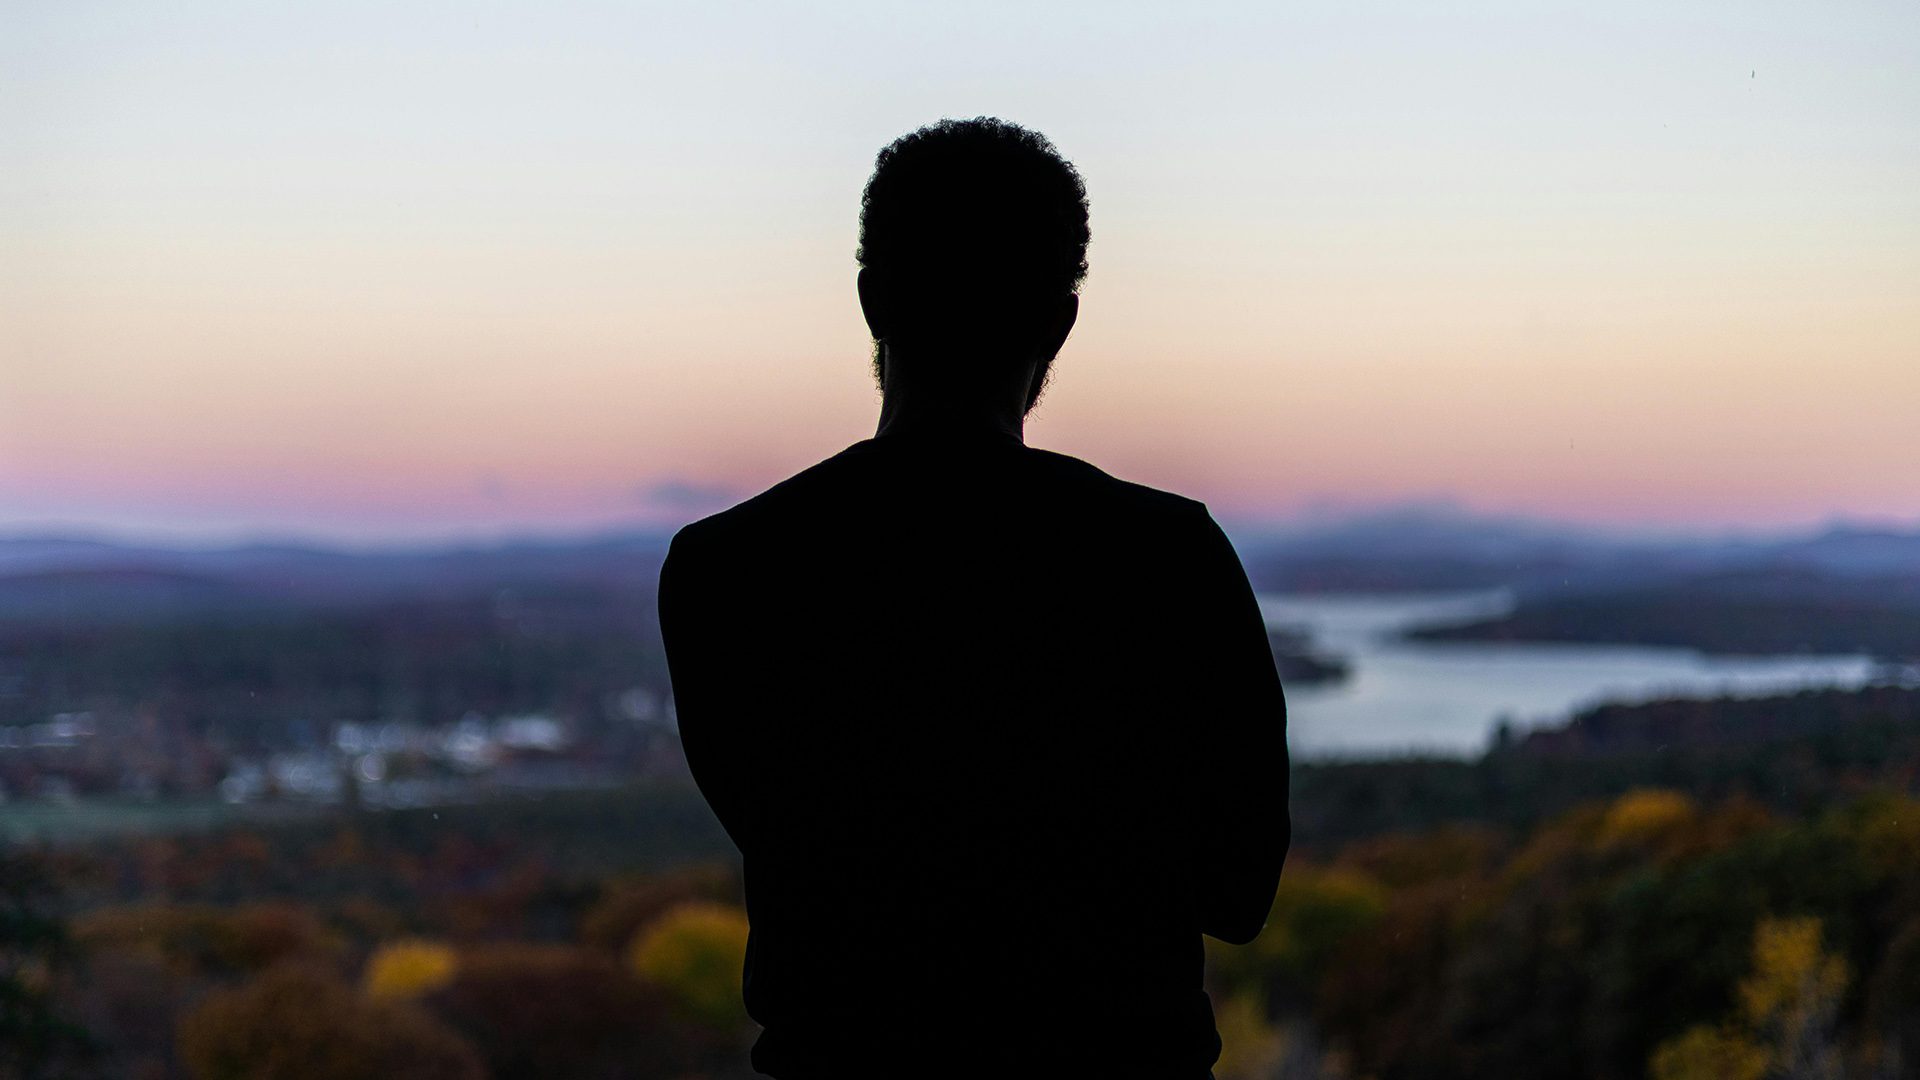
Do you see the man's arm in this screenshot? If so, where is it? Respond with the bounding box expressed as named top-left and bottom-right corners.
top-left (657, 523), bottom-right (759, 848)
top-left (1177, 505), bottom-right (1291, 945)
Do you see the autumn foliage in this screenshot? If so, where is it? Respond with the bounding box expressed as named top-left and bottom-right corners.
top-left (629, 901), bottom-right (752, 1033)
top-left (178, 965), bottom-right (482, 1080)
top-left (363, 939), bottom-right (459, 999)
top-left (23, 751), bottom-right (1920, 1080)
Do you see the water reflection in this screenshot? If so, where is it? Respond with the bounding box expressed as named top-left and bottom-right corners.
top-left (1260, 591), bottom-right (1879, 757)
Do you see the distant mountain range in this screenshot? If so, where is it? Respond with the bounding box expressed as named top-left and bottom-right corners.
top-left (1230, 506), bottom-right (1920, 596)
top-left (0, 531), bottom-right (677, 621)
top-left (3, 507), bottom-right (1918, 630)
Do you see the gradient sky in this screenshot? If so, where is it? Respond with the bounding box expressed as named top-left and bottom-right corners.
top-left (4, 0), bottom-right (1917, 542)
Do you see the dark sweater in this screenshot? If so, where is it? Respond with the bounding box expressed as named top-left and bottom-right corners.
top-left (658, 429), bottom-right (1290, 1078)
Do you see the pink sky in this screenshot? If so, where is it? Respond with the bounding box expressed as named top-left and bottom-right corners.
top-left (5, 2), bottom-right (1916, 541)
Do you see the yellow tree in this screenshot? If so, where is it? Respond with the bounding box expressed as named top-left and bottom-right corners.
top-left (1650, 916), bottom-right (1848, 1080)
top-left (363, 939), bottom-right (458, 1000)
top-left (1596, 790), bottom-right (1697, 850)
top-left (630, 901), bottom-right (751, 1032)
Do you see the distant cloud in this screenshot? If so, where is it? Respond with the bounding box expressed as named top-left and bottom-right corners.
top-left (635, 478), bottom-right (742, 514)
top-left (1289, 494), bottom-right (1467, 524)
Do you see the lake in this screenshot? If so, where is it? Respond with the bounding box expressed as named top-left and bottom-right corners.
top-left (1259, 591), bottom-right (1881, 758)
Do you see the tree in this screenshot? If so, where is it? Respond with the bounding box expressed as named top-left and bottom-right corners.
top-left (0, 852), bottom-right (98, 1079)
top-left (1650, 916), bottom-right (1848, 1080)
top-left (430, 943), bottom-right (698, 1080)
top-left (363, 939), bottom-right (458, 1000)
top-left (177, 964), bottom-right (482, 1080)
top-left (629, 902), bottom-right (751, 1034)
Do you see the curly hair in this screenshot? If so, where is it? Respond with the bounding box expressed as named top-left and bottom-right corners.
top-left (857, 117), bottom-right (1090, 310)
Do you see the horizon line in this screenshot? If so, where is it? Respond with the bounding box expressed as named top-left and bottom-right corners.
top-left (4, 501), bottom-right (1919, 556)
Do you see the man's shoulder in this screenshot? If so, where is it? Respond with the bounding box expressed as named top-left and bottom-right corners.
top-left (1020, 446), bottom-right (1209, 520)
top-left (665, 446), bottom-right (870, 558)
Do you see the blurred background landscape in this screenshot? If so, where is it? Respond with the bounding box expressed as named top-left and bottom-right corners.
top-left (5, 0), bottom-right (1918, 1077)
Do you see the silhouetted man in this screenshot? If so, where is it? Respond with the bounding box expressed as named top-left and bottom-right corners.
top-left (658, 118), bottom-right (1289, 1079)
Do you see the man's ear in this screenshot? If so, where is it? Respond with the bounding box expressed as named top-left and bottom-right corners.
top-left (857, 268), bottom-right (890, 342)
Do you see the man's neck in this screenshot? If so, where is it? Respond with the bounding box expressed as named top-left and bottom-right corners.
top-left (872, 350), bottom-right (1037, 444)
top-left (874, 405), bottom-right (1024, 444)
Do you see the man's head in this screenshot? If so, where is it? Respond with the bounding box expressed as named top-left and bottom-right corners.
top-left (857, 118), bottom-right (1089, 414)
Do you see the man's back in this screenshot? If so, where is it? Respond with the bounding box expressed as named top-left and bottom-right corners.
top-left (659, 430), bottom-right (1289, 1078)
